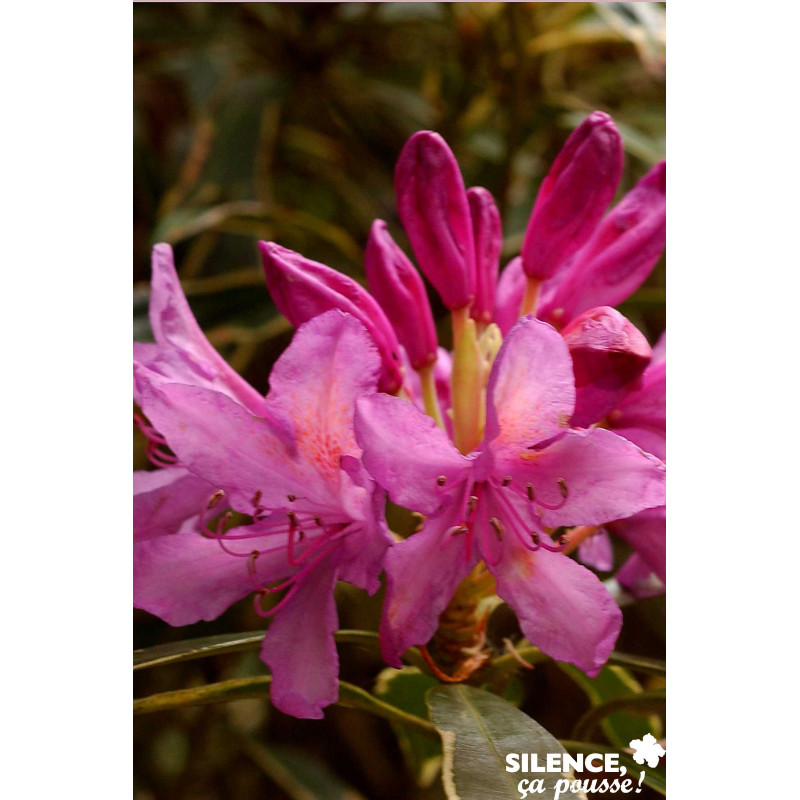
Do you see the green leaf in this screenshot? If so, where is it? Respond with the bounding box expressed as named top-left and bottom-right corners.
top-left (559, 663), bottom-right (664, 748)
top-left (133, 629), bottom-right (381, 671)
top-left (242, 739), bottom-right (368, 800)
top-left (560, 740), bottom-right (666, 797)
top-left (374, 667), bottom-right (442, 787)
top-left (427, 684), bottom-right (583, 800)
top-left (134, 676), bottom-right (437, 739)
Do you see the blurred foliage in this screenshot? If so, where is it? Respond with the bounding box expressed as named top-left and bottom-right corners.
top-left (134, 4), bottom-right (665, 799)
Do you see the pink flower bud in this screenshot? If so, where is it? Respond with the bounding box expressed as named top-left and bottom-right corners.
top-left (522, 111), bottom-right (623, 281)
top-left (467, 187), bottom-right (502, 324)
top-left (365, 220), bottom-right (438, 371)
top-left (394, 131), bottom-right (475, 310)
top-left (561, 306), bottom-right (651, 428)
top-left (540, 161), bottom-right (666, 325)
top-left (259, 241), bottom-right (404, 394)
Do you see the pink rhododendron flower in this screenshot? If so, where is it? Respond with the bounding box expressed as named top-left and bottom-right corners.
top-left (355, 316), bottom-right (665, 676)
top-left (134, 247), bottom-right (392, 719)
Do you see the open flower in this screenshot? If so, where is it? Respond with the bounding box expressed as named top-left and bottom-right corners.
top-left (355, 316), bottom-right (665, 676)
top-left (134, 247), bottom-right (392, 719)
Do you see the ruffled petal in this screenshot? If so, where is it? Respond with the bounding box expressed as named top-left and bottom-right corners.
top-left (606, 505), bottom-right (666, 584)
top-left (355, 393), bottom-right (471, 515)
top-left (615, 553), bottom-right (664, 599)
top-left (134, 524), bottom-right (291, 626)
top-left (260, 556), bottom-right (340, 719)
top-left (489, 534), bottom-right (621, 676)
top-left (133, 468), bottom-right (216, 541)
top-left (500, 428), bottom-right (665, 529)
top-left (145, 244), bottom-right (270, 415)
top-left (265, 311), bottom-right (381, 481)
top-left (577, 529), bottom-right (614, 572)
top-left (493, 257), bottom-right (525, 336)
top-left (136, 377), bottom-right (317, 512)
top-left (480, 316), bottom-right (575, 475)
top-left (379, 505), bottom-right (478, 668)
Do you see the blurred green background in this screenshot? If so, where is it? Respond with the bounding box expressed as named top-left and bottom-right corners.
top-left (134, 4), bottom-right (665, 799)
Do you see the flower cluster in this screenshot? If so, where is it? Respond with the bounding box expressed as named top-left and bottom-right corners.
top-left (134, 112), bottom-right (666, 719)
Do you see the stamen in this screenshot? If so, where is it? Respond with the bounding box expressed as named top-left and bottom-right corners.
top-left (448, 525), bottom-right (469, 537)
top-left (252, 490), bottom-right (262, 507)
top-left (314, 514), bottom-right (322, 526)
top-left (489, 517), bottom-right (503, 541)
top-left (208, 490), bottom-right (225, 509)
top-left (411, 512), bottom-right (425, 533)
top-left (287, 493), bottom-right (296, 503)
top-left (437, 475), bottom-right (448, 486)
top-left (502, 476), bottom-right (512, 487)
top-left (526, 483), bottom-right (535, 502)
top-left (467, 495), bottom-right (478, 514)
top-left (558, 478), bottom-right (568, 499)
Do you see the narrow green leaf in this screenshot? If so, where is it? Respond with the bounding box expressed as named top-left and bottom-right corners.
top-left (133, 629), bottom-right (381, 671)
top-left (570, 690), bottom-right (666, 743)
top-left (374, 667), bottom-right (442, 787)
top-left (134, 676), bottom-right (437, 739)
top-left (427, 684), bottom-right (583, 800)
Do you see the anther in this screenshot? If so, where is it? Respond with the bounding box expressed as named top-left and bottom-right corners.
top-left (559, 534), bottom-right (569, 546)
top-left (437, 475), bottom-right (448, 486)
top-left (287, 510), bottom-right (298, 527)
top-left (208, 490), bottom-right (225, 509)
top-left (490, 518), bottom-right (503, 541)
top-left (531, 531), bottom-right (540, 545)
top-left (468, 495), bottom-right (478, 514)
top-left (502, 476), bottom-right (512, 487)
top-left (247, 550), bottom-right (259, 575)
top-left (287, 493), bottom-right (296, 503)
top-left (526, 483), bottom-right (535, 502)
top-left (452, 525), bottom-right (468, 537)
top-left (558, 478), bottom-right (568, 499)
top-left (252, 490), bottom-right (262, 507)
top-left (314, 514), bottom-right (322, 527)
top-left (411, 512), bottom-right (425, 533)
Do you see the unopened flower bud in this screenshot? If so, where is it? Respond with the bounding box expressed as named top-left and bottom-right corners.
top-left (260, 242), bottom-right (404, 393)
top-left (522, 111), bottom-right (623, 281)
top-left (561, 306), bottom-right (651, 428)
top-left (394, 131), bottom-right (475, 310)
top-left (540, 161), bottom-right (666, 325)
top-left (467, 187), bottom-right (502, 324)
top-left (365, 220), bottom-right (438, 371)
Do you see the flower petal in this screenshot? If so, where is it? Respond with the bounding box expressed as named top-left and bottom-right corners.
top-left (467, 186), bottom-right (502, 324)
top-left (134, 525), bottom-right (291, 626)
top-left (606, 505), bottom-right (666, 584)
top-left (260, 243), bottom-right (403, 393)
top-left (355, 393), bottom-right (470, 515)
top-left (538, 162), bottom-right (666, 326)
top-left (493, 256), bottom-right (526, 336)
top-left (379, 506), bottom-right (477, 668)
top-left (265, 310), bottom-right (382, 484)
top-left (608, 359), bottom-right (666, 460)
top-left (260, 557), bottom-right (340, 719)
top-left (133, 467), bottom-right (216, 541)
top-left (502, 428), bottom-right (665, 528)
top-left (489, 533), bottom-right (621, 676)
top-left (145, 244), bottom-right (270, 414)
top-left (561, 307), bottom-right (652, 428)
top-left (136, 376), bottom-right (308, 511)
top-left (577, 529), bottom-right (614, 572)
top-left (615, 553), bottom-right (664, 599)
top-left (480, 316), bottom-right (575, 473)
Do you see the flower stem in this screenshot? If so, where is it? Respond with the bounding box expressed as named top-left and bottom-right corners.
top-left (418, 363), bottom-right (445, 429)
top-left (519, 275), bottom-right (541, 317)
